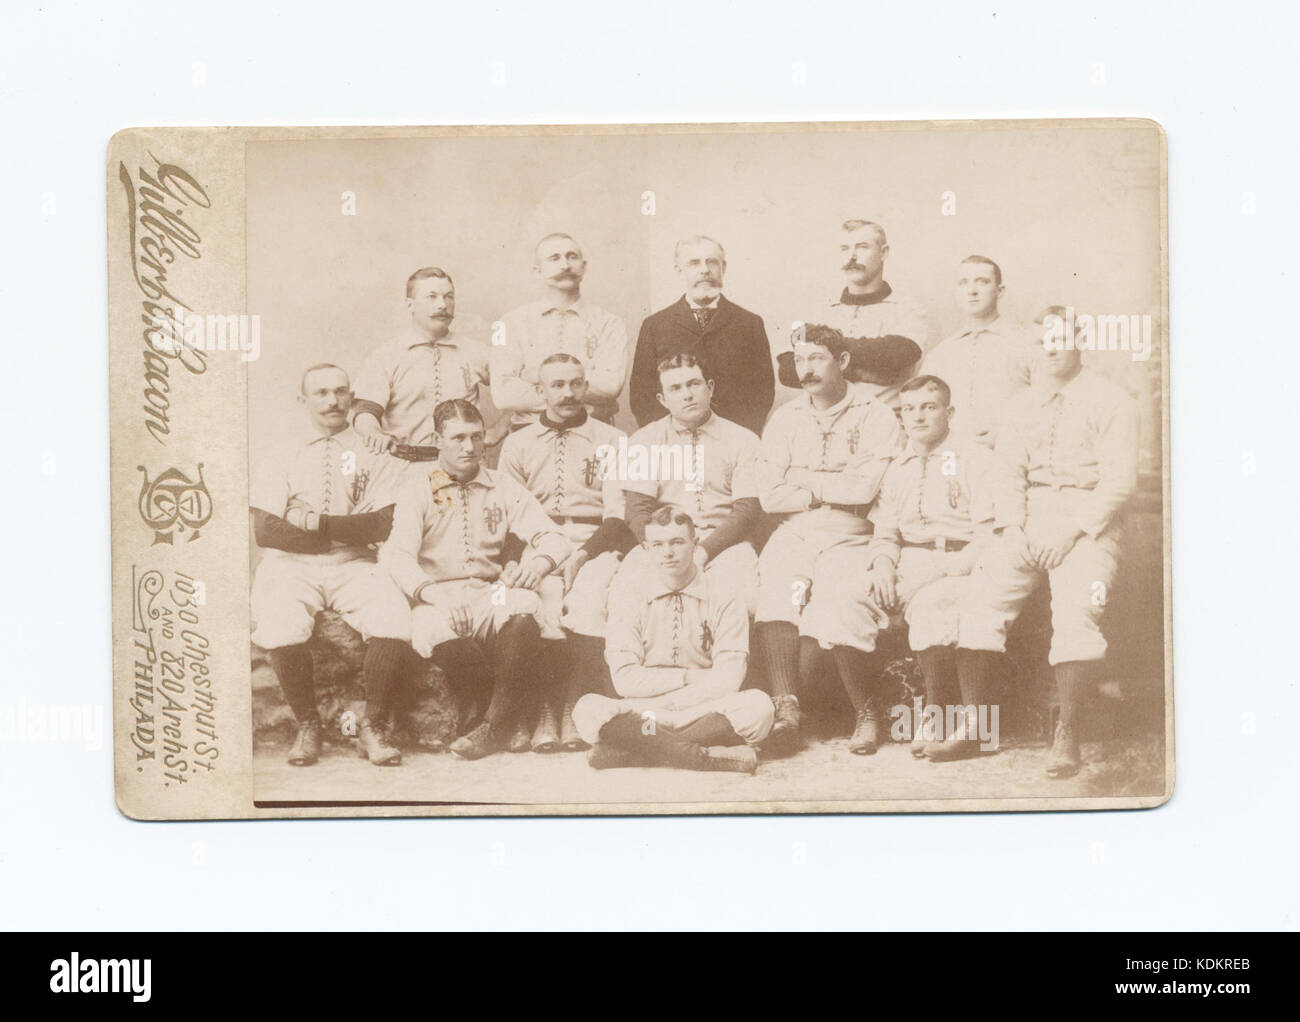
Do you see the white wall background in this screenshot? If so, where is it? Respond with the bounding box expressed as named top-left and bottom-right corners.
top-left (3, 0), bottom-right (1298, 931)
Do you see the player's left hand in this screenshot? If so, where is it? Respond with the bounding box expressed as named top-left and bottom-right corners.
top-left (499, 560), bottom-right (522, 587)
top-left (1030, 521), bottom-right (1084, 571)
top-left (563, 550), bottom-right (590, 594)
top-left (514, 556), bottom-right (552, 591)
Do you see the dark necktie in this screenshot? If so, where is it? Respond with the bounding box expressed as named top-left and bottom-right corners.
top-left (693, 306), bottom-right (715, 330)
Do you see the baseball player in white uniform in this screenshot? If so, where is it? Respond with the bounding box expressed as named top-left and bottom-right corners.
top-left (754, 324), bottom-right (904, 752)
top-left (382, 399), bottom-right (572, 760)
top-left (802, 374), bottom-right (998, 759)
top-left (351, 266), bottom-right (501, 464)
top-left (250, 363), bottom-right (413, 767)
top-left (497, 353), bottom-right (635, 751)
top-left (615, 352), bottom-right (763, 615)
top-left (491, 233), bottom-right (629, 428)
top-left (920, 255), bottom-right (1033, 448)
top-left (959, 306), bottom-right (1138, 777)
top-left (572, 508), bottom-right (774, 773)
top-left (781, 219), bottom-right (935, 408)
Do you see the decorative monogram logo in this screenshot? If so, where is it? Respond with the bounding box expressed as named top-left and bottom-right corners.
top-left (847, 426), bottom-right (860, 455)
top-left (700, 621), bottom-right (713, 655)
top-left (136, 464), bottom-right (212, 545)
top-left (482, 503), bottom-right (503, 535)
top-left (350, 467), bottom-right (370, 505)
top-left (581, 455), bottom-right (599, 489)
top-left (947, 478), bottom-right (964, 510)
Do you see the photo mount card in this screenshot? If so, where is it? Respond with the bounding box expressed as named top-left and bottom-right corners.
top-left (109, 119), bottom-right (1171, 819)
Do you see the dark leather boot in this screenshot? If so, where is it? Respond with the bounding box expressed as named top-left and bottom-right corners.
top-left (531, 701), bottom-right (561, 753)
top-left (848, 705), bottom-right (880, 755)
top-left (358, 718), bottom-right (401, 766)
top-left (451, 720), bottom-right (508, 760)
top-left (1045, 720), bottom-right (1082, 778)
top-left (288, 720), bottom-right (322, 766)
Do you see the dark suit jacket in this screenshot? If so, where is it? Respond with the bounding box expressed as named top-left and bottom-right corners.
top-left (630, 295), bottom-right (775, 436)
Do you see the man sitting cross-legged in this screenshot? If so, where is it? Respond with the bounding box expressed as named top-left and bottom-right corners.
top-left (571, 509), bottom-right (775, 774)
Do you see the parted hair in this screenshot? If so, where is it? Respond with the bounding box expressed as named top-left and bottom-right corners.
top-left (673, 234), bottom-right (726, 266)
top-left (646, 506), bottom-right (697, 538)
top-left (406, 266), bottom-right (454, 298)
top-left (300, 362), bottom-right (347, 394)
top-left (841, 219), bottom-right (887, 245)
top-left (899, 374), bottom-right (953, 407)
top-left (656, 352), bottom-right (709, 385)
top-left (960, 254), bottom-right (1003, 286)
top-left (794, 322), bottom-right (851, 360)
top-left (540, 352), bottom-right (585, 370)
top-left (433, 398), bottom-right (484, 434)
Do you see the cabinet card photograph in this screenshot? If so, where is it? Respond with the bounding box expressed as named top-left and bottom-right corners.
top-left (108, 119), bottom-right (1170, 818)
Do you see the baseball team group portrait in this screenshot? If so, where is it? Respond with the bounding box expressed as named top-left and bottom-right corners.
top-left (243, 123), bottom-right (1169, 810)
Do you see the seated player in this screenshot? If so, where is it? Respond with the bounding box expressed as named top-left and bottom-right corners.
top-left (802, 374), bottom-right (997, 759)
top-left (382, 399), bottom-right (572, 760)
top-left (753, 324), bottom-right (903, 752)
top-left (571, 509), bottom-right (775, 774)
top-left (497, 353), bottom-right (635, 752)
top-left (959, 306), bottom-right (1138, 778)
top-left (616, 352), bottom-right (762, 614)
top-left (250, 364), bottom-right (413, 767)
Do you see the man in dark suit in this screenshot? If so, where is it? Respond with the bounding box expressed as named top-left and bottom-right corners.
top-left (630, 235), bottom-right (775, 436)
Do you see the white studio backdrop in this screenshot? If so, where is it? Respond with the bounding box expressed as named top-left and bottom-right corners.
top-left (1, 0), bottom-right (1298, 930)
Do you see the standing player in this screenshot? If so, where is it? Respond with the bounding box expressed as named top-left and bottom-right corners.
top-left (802, 375), bottom-right (997, 758)
top-left (921, 255), bottom-right (1032, 448)
top-left (491, 233), bottom-right (630, 428)
top-left (351, 267), bottom-right (500, 461)
top-left (616, 353), bottom-right (763, 614)
top-left (629, 235), bottom-right (774, 435)
top-left (250, 364), bottom-right (414, 767)
top-left (753, 324), bottom-right (903, 751)
top-left (959, 306), bottom-right (1138, 778)
top-left (571, 509), bottom-right (774, 773)
top-left (778, 220), bottom-right (934, 408)
top-left (382, 399), bottom-right (572, 760)
top-left (497, 354), bottom-right (635, 751)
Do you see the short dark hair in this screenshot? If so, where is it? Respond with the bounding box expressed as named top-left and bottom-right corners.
top-left (534, 233), bottom-right (580, 259)
top-left (433, 398), bottom-right (484, 434)
top-left (656, 352), bottom-right (709, 387)
top-left (300, 362), bottom-right (347, 394)
top-left (899, 374), bottom-right (952, 407)
top-left (646, 506), bottom-right (696, 538)
top-left (406, 266), bottom-right (454, 298)
top-left (960, 254), bottom-right (1002, 286)
top-left (794, 323), bottom-right (850, 360)
top-left (540, 352), bottom-right (584, 370)
top-left (842, 219), bottom-right (887, 245)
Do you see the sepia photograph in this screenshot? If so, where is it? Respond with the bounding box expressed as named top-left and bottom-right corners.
top-left (143, 120), bottom-right (1180, 814)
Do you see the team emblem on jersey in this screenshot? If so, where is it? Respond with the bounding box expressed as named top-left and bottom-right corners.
top-left (483, 503), bottom-right (504, 535)
top-left (462, 364), bottom-right (473, 396)
top-left (585, 332), bottom-right (597, 360)
top-left (847, 426), bottom-right (860, 455)
top-left (700, 621), bottom-right (713, 655)
top-left (947, 478), bottom-right (964, 509)
top-left (581, 455), bottom-right (599, 488)
top-left (428, 468), bottom-right (455, 511)
top-left (350, 467), bottom-right (370, 504)
top-left (136, 464), bottom-right (213, 544)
